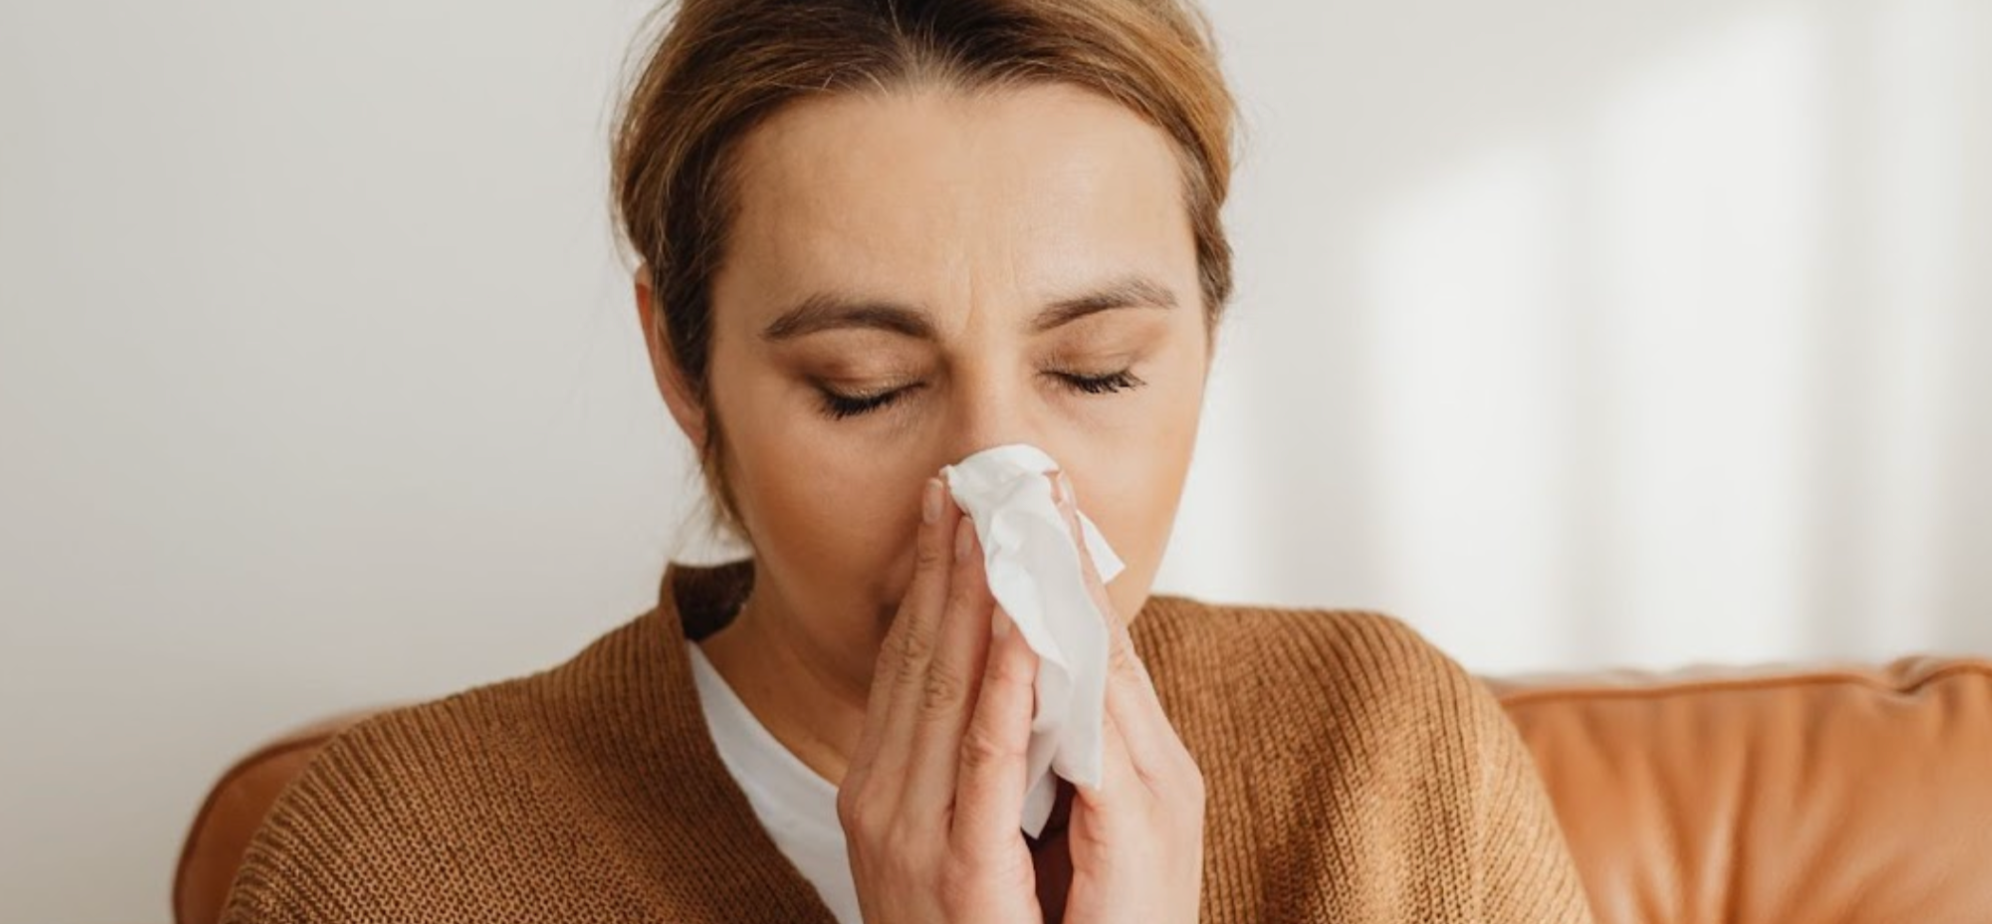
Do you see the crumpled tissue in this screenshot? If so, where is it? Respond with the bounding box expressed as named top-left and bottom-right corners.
top-left (940, 442), bottom-right (1124, 839)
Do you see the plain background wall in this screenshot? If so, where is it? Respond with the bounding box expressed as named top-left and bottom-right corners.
top-left (2, 0), bottom-right (1987, 920)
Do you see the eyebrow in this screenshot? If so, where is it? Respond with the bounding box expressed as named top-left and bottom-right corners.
top-left (759, 275), bottom-right (1178, 342)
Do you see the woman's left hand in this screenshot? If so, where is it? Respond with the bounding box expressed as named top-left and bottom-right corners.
top-left (1044, 472), bottom-right (1207, 924)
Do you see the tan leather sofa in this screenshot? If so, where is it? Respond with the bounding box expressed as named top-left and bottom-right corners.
top-left (177, 654), bottom-right (1992, 923)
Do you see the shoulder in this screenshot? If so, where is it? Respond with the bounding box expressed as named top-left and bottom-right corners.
top-left (1133, 594), bottom-right (1508, 755)
top-left (1131, 595), bottom-right (1595, 921)
top-left (220, 612), bottom-right (659, 922)
top-left (1137, 593), bottom-right (1487, 705)
top-left (219, 679), bottom-right (551, 920)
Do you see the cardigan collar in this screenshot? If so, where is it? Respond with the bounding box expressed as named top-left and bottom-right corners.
top-left (636, 555), bottom-right (1197, 918)
top-left (610, 557), bottom-right (841, 922)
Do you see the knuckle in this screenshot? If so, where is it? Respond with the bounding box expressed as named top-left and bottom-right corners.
top-left (892, 634), bottom-right (933, 688)
top-left (836, 787), bottom-right (879, 837)
top-left (1182, 761), bottom-right (1208, 804)
top-left (918, 660), bottom-right (968, 719)
top-left (958, 718), bottom-right (1017, 771)
top-left (871, 632), bottom-right (904, 680)
top-left (1108, 635), bottom-right (1143, 676)
top-left (914, 533), bottom-right (950, 572)
top-left (834, 786), bottom-right (854, 822)
top-left (1168, 752), bottom-right (1208, 807)
top-left (984, 650), bottom-right (1034, 690)
top-left (889, 650), bottom-right (920, 691)
top-left (946, 560), bottom-right (987, 607)
top-left (902, 617), bottom-right (938, 664)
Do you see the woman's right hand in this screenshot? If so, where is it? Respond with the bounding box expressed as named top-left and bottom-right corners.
top-left (836, 475), bottom-right (1047, 924)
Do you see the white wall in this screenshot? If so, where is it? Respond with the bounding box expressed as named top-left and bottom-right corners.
top-left (1181, 0), bottom-right (1992, 673)
top-left (2, 1), bottom-right (1987, 921)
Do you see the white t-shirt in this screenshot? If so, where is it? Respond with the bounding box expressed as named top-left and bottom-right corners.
top-left (685, 639), bottom-right (862, 924)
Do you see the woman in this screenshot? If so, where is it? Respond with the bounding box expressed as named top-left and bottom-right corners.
top-left (222, 1), bottom-right (1595, 922)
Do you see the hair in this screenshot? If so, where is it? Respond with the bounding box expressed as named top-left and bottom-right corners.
top-left (610, 0), bottom-right (1238, 548)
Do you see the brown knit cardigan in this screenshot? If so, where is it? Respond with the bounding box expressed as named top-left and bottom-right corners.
top-left (219, 557), bottom-right (1595, 922)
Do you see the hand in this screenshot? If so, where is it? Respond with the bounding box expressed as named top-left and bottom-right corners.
top-left (1049, 472), bottom-right (1207, 924)
top-left (837, 475), bottom-right (1047, 924)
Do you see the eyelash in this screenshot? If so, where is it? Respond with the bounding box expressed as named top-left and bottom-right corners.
top-left (815, 369), bottom-right (1146, 421)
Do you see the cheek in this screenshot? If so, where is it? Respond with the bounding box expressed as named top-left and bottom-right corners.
top-left (711, 360), bottom-right (927, 607)
top-left (1085, 430), bottom-right (1193, 562)
top-left (1064, 356), bottom-right (1204, 605)
top-left (737, 446), bottom-right (907, 556)
top-left (1077, 445), bottom-right (1191, 624)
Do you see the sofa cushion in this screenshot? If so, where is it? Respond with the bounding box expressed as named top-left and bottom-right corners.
top-left (173, 709), bottom-right (381, 924)
top-left (1490, 656), bottom-right (1992, 924)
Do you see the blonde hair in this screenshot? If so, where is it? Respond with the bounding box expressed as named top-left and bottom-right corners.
top-left (610, 0), bottom-right (1237, 545)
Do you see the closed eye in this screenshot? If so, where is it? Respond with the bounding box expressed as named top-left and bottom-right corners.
top-left (811, 368), bottom-right (1146, 421)
top-left (815, 383), bottom-right (916, 420)
top-left (1059, 368), bottom-right (1144, 395)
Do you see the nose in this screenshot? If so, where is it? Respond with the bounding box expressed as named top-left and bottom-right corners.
top-left (931, 359), bottom-right (1043, 471)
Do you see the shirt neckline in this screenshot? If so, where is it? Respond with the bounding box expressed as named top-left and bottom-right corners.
top-left (683, 637), bottom-right (846, 851)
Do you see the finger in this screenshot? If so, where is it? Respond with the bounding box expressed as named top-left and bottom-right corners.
top-left (1076, 680), bottom-right (1147, 803)
top-left (951, 605), bottom-right (1039, 854)
top-left (1051, 472), bottom-right (1179, 776)
top-left (850, 475), bottom-right (957, 775)
top-left (898, 514), bottom-right (1000, 810)
top-left (1050, 472), bottom-right (1125, 630)
top-left (867, 484), bottom-right (966, 783)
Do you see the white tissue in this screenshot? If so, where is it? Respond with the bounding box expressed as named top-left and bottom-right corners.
top-left (940, 442), bottom-right (1124, 839)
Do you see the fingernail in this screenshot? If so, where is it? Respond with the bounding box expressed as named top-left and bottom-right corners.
top-left (955, 517), bottom-right (974, 561)
top-left (922, 478), bottom-right (942, 525)
top-left (993, 610), bottom-right (1012, 638)
top-left (1058, 472), bottom-right (1076, 508)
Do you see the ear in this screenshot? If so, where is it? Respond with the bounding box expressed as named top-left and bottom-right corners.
top-left (633, 268), bottom-right (710, 450)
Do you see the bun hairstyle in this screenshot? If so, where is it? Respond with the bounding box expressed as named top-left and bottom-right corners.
top-left (610, 0), bottom-right (1237, 545)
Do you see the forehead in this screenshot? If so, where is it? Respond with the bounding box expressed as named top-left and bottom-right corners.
top-left (715, 82), bottom-right (1197, 327)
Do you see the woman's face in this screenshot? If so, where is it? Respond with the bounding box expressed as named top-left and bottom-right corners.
top-left (641, 82), bottom-right (1210, 681)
